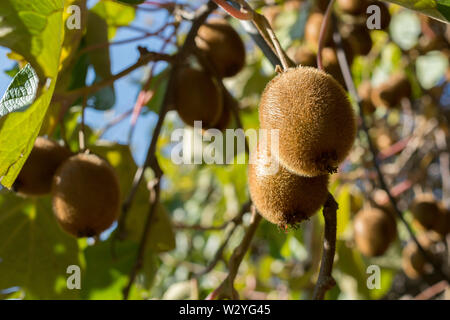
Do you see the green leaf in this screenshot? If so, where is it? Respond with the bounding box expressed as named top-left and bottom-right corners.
top-left (0, 0), bottom-right (64, 188)
top-left (336, 185), bottom-right (351, 239)
top-left (91, 0), bottom-right (136, 39)
top-left (0, 0), bottom-right (65, 79)
top-left (0, 64), bottom-right (38, 117)
top-left (0, 192), bottom-right (80, 299)
top-left (383, 0), bottom-right (449, 23)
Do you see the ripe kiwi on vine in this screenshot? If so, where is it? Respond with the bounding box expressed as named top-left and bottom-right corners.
top-left (410, 195), bottom-right (442, 231)
top-left (13, 137), bottom-right (72, 196)
top-left (353, 207), bottom-right (397, 257)
top-left (371, 73), bottom-right (411, 109)
top-left (248, 136), bottom-right (329, 227)
top-left (258, 66), bottom-right (356, 177)
top-left (305, 12), bottom-right (332, 49)
top-left (52, 153), bottom-right (120, 238)
top-left (358, 80), bottom-right (376, 114)
top-left (174, 67), bottom-right (223, 128)
top-left (195, 19), bottom-right (246, 79)
top-left (402, 232), bottom-right (439, 279)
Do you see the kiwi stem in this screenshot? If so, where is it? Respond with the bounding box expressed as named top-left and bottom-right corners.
top-left (312, 193), bottom-right (338, 300)
top-left (212, 0), bottom-right (253, 20)
top-left (332, 18), bottom-right (450, 283)
top-left (317, 0), bottom-right (335, 71)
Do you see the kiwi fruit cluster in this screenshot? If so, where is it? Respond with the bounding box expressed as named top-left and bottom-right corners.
top-left (173, 19), bottom-right (245, 130)
top-left (13, 136), bottom-right (120, 238)
top-left (353, 207), bottom-right (397, 257)
top-left (249, 66), bottom-right (356, 227)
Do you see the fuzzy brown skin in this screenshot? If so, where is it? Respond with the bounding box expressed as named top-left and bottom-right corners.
top-left (174, 67), bottom-right (223, 128)
top-left (195, 19), bottom-right (246, 78)
top-left (354, 208), bottom-right (397, 257)
top-left (248, 139), bottom-right (329, 227)
top-left (305, 13), bottom-right (332, 49)
top-left (371, 73), bottom-right (411, 108)
top-left (52, 153), bottom-right (120, 238)
top-left (322, 47), bottom-right (346, 87)
top-left (259, 67), bottom-right (356, 177)
top-left (358, 80), bottom-right (376, 114)
top-left (13, 137), bottom-right (72, 196)
top-left (410, 195), bottom-right (441, 231)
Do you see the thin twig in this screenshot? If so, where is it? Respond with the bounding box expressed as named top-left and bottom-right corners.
top-left (317, 0), bottom-right (335, 70)
top-left (312, 193), bottom-right (338, 300)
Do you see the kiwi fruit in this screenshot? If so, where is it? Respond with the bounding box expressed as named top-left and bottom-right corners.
top-left (371, 73), bottom-right (411, 108)
top-left (174, 67), bottom-right (223, 128)
top-left (402, 232), bottom-right (438, 279)
top-left (52, 153), bottom-right (120, 238)
top-left (13, 137), bottom-right (72, 196)
top-left (259, 67), bottom-right (356, 177)
top-left (195, 19), bottom-right (246, 78)
top-left (322, 47), bottom-right (346, 87)
top-left (291, 45), bottom-right (317, 67)
top-left (358, 80), bottom-right (376, 114)
top-left (410, 195), bottom-right (441, 231)
top-left (341, 24), bottom-right (373, 56)
top-left (305, 12), bottom-right (333, 49)
top-left (337, 0), bottom-right (368, 15)
top-left (354, 207), bottom-right (397, 257)
top-left (248, 138), bottom-right (329, 227)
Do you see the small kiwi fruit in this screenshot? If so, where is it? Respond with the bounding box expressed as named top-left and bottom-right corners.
top-left (248, 138), bottom-right (329, 227)
top-left (337, 0), bottom-right (368, 15)
top-left (341, 24), bottom-right (373, 56)
top-left (354, 207), bottom-right (397, 257)
top-left (259, 67), bottom-right (356, 177)
top-left (291, 45), bottom-right (317, 67)
top-left (13, 137), bottom-right (72, 196)
top-left (322, 47), bottom-right (346, 87)
top-left (402, 232), bottom-right (438, 279)
top-left (195, 19), bottom-right (246, 78)
top-left (52, 153), bottom-right (120, 238)
top-left (410, 195), bottom-right (441, 231)
top-left (358, 80), bottom-right (376, 114)
top-left (174, 67), bottom-right (223, 128)
top-left (371, 73), bottom-right (411, 108)
top-left (305, 12), bottom-right (332, 49)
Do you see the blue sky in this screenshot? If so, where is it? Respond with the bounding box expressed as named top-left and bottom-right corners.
top-left (0, 1), bottom-right (177, 166)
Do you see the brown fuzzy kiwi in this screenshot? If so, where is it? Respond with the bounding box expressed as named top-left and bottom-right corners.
top-left (291, 45), bottom-right (317, 67)
top-left (248, 138), bottom-right (329, 227)
top-left (402, 232), bottom-right (438, 279)
top-left (174, 67), bottom-right (223, 128)
top-left (13, 137), bottom-right (72, 196)
top-left (358, 80), bottom-right (376, 114)
top-left (410, 195), bottom-right (441, 231)
top-left (341, 24), bottom-right (373, 56)
top-left (195, 19), bottom-right (246, 78)
top-left (322, 47), bottom-right (346, 87)
top-left (354, 207), bottom-right (397, 257)
top-left (305, 12), bottom-right (332, 49)
top-left (337, 0), bottom-right (369, 15)
top-left (371, 73), bottom-right (411, 108)
top-left (259, 67), bottom-right (356, 177)
top-left (52, 153), bottom-right (120, 238)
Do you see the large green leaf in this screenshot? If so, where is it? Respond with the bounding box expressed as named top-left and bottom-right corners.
top-left (0, 192), bottom-right (80, 299)
top-left (0, 0), bottom-right (64, 188)
top-left (383, 0), bottom-right (450, 23)
top-left (91, 0), bottom-right (136, 39)
top-left (0, 0), bottom-right (64, 79)
top-left (0, 64), bottom-right (38, 117)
